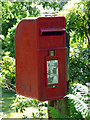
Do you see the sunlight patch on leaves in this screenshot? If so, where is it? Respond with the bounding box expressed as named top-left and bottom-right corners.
top-left (66, 83), bottom-right (89, 118)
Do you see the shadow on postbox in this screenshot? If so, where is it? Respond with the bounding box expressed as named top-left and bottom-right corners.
top-left (15, 16), bottom-right (67, 101)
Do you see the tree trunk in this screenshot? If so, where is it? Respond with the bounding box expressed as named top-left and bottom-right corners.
top-left (48, 32), bottom-right (70, 119)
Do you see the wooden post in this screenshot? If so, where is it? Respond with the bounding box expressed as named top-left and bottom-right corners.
top-left (48, 32), bottom-right (70, 118)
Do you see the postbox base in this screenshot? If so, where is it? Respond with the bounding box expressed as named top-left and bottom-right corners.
top-left (38, 96), bottom-right (65, 101)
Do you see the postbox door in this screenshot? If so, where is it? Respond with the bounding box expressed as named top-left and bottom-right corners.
top-left (38, 48), bottom-right (66, 101)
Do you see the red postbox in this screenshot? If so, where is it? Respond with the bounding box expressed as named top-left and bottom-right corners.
top-left (15, 16), bottom-right (66, 101)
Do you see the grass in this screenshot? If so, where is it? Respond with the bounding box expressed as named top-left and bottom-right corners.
top-left (1, 88), bottom-right (16, 118)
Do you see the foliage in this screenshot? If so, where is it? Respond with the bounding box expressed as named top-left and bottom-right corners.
top-left (32, 106), bottom-right (47, 118)
top-left (4, 25), bottom-right (17, 58)
top-left (48, 106), bottom-right (69, 119)
top-left (59, 0), bottom-right (90, 44)
top-left (11, 94), bottom-right (48, 118)
top-left (2, 2), bottom-right (41, 37)
top-left (11, 95), bottom-right (32, 113)
top-left (22, 114), bottom-right (28, 119)
top-left (2, 2), bottom-right (41, 57)
top-left (2, 25), bottom-right (16, 58)
top-left (70, 45), bottom-right (89, 83)
top-left (58, 0), bottom-right (89, 84)
top-left (66, 83), bottom-right (89, 118)
top-left (2, 2), bottom-right (24, 37)
top-left (37, 1), bottom-right (67, 14)
top-left (0, 52), bottom-right (15, 92)
top-left (60, 1), bottom-right (89, 85)
top-left (0, 112), bottom-right (6, 119)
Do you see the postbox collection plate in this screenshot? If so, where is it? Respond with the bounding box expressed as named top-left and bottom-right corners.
top-left (47, 59), bottom-right (58, 85)
top-left (45, 56), bottom-right (59, 87)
